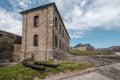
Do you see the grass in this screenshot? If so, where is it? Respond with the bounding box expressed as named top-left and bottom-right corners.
top-left (69, 49), bottom-right (110, 55)
top-left (0, 61), bottom-right (92, 80)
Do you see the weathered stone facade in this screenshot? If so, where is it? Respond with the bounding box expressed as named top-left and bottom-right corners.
top-left (73, 43), bottom-right (94, 51)
top-left (20, 3), bottom-right (70, 61)
top-left (0, 30), bottom-right (21, 61)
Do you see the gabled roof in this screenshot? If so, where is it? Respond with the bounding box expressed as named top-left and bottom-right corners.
top-left (74, 43), bottom-right (93, 48)
top-left (20, 3), bottom-right (55, 14)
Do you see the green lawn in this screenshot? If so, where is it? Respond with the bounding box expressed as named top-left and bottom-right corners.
top-left (0, 61), bottom-right (92, 80)
top-left (69, 49), bottom-right (109, 55)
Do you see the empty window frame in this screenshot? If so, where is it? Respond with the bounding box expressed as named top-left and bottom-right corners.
top-left (55, 17), bottom-right (58, 29)
top-left (0, 34), bottom-right (3, 37)
top-left (59, 25), bottom-right (61, 34)
top-left (34, 16), bottom-right (39, 27)
top-left (34, 35), bottom-right (38, 46)
top-left (62, 30), bottom-right (64, 37)
top-left (55, 35), bottom-right (58, 47)
top-left (59, 40), bottom-right (61, 49)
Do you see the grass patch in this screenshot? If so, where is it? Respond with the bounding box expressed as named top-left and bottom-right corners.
top-left (0, 61), bottom-right (92, 80)
top-left (69, 49), bottom-right (109, 55)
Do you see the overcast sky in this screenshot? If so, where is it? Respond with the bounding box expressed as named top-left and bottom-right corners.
top-left (0, 0), bottom-right (120, 48)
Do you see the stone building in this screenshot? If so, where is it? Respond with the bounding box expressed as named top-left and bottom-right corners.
top-left (20, 3), bottom-right (70, 61)
top-left (74, 43), bottom-right (94, 51)
top-left (0, 30), bottom-right (21, 61)
top-left (110, 46), bottom-right (120, 52)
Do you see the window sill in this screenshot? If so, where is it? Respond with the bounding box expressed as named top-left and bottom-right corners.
top-left (33, 45), bottom-right (38, 47)
top-left (33, 26), bottom-right (39, 28)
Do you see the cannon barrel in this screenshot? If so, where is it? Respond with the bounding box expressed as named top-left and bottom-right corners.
top-left (34, 62), bottom-right (58, 67)
top-left (23, 62), bottom-right (45, 71)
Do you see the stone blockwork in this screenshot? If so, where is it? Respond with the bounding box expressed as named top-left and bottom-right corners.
top-left (0, 30), bottom-right (21, 61)
top-left (20, 3), bottom-right (70, 61)
top-left (73, 43), bottom-right (94, 51)
top-left (13, 44), bottom-right (24, 62)
top-left (0, 30), bottom-right (21, 44)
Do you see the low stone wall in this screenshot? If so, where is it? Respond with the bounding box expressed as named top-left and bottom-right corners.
top-left (13, 44), bottom-right (23, 62)
top-left (13, 51), bottom-right (24, 62)
top-left (0, 38), bottom-right (13, 61)
top-left (14, 44), bottom-right (21, 52)
top-left (53, 51), bottom-right (65, 60)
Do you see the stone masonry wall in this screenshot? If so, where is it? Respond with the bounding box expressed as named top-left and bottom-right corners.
top-left (21, 3), bottom-right (70, 61)
top-left (53, 5), bottom-right (70, 53)
top-left (21, 4), bottom-right (54, 61)
top-left (0, 30), bottom-right (21, 61)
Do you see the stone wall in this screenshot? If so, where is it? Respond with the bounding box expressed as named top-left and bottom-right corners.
top-left (0, 38), bottom-right (13, 61)
top-left (0, 30), bottom-right (22, 61)
top-left (75, 46), bottom-right (89, 51)
top-left (13, 44), bottom-right (23, 62)
top-left (53, 5), bottom-right (70, 53)
top-left (21, 4), bottom-right (53, 52)
top-left (74, 46), bottom-right (94, 51)
top-left (20, 3), bottom-right (70, 61)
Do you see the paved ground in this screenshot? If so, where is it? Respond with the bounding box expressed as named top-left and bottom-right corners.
top-left (44, 63), bottom-right (120, 80)
top-left (44, 55), bottom-right (120, 80)
top-left (62, 63), bottom-right (120, 80)
top-left (74, 55), bottom-right (120, 67)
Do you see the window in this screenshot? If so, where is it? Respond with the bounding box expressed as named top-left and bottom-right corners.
top-left (59, 40), bottom-right (61, 49)
top-left (34, 16), bottom-right (39, 27)
top-left (34, 35), bottom-right (38, 46)
top-left (55, 35), bottom-right (57, 47)
top-left (55, 17), bottom-right (57, 29)
top-left (62, 42), bottom-right (64, 50)
top-left (62, 30), bottom-right (64, 37)
top-left (59, 25), bottom-right (61, 34)
top-left (0, 34), bottom-right (3, 37)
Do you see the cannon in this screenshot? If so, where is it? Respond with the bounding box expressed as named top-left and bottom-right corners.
top-left (34, 62), bottom-right (58, 67)
top-left (22, 62), bottom-right (45, 71)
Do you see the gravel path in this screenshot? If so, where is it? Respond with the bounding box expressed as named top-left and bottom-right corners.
top-left (43, 55), bottom-right (120, 80)
top-left (44, 67), bottom-right (97, 80)
top-left (74, 55), bottom-right (120, 67)
top-left (44, 63), bottom-right (120, 80)
top-left (62, 63), bottom-right (120, 80)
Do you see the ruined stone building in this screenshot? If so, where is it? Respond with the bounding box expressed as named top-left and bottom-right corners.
top-left (73, 43), bottom-right (94, 51)
top-left (0, 30), bottom-right (21, 61)
top-left (20, 3), bottom-right (70, 61)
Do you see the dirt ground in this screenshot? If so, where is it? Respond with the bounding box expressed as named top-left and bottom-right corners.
top-left (44, 55), bottom-right (120, 80)
top-left (1, 54), bottom-right (120, 80)
top-left (74, 55), bottom-right (120, 67)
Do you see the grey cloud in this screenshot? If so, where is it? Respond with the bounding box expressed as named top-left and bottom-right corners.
top-left (51, 0), bottom-right (120, 39)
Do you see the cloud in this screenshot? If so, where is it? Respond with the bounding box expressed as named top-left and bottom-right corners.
top-left (0, 0), bottom-right (47, 35)
top-left (0, 8), bottom-right (21, 35)
top-left (0, 0), bottom-right (120, 39)
top-left (9, 0), bottom-right (33, 11)
top-left (80, 0), bottom-right (87, 7)
top-left (50, 0), bottom-right (120, 39)
top-left (0, 0), bottom-right (33, 35)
